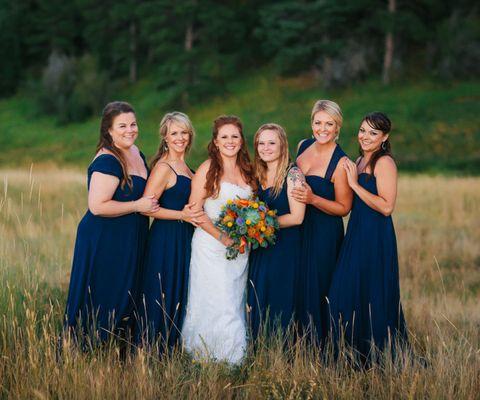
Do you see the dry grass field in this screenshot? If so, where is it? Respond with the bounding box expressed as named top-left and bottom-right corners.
top-left (0, 168), bottom-right (479, 399)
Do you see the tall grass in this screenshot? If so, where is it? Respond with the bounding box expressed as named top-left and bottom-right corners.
top-left (0, 168), bottom-right (479, 398)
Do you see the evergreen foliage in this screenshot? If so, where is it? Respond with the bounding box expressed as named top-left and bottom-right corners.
top-left (0, 0), bottom-right (478, 121)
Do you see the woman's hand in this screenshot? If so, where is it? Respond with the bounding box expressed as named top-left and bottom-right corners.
top-left (180, 202), bottom-right (205, 226)
top-left (219, 232), bottom-right (234, 247)
top-left (291, 182), bottom-right (314, 204)
top-left (343, 158), bottom-right (359, 189)
top-left (134, 195), bottom-right (160, 213)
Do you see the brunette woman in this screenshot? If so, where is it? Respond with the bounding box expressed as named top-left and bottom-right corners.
top-left (328, 112), bottom-right (408, 364)
top-left (65, 101), bottom-right (158, 342)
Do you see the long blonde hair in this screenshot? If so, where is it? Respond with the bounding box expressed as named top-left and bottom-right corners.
top-left (150, 111), bottom-right (195, 169)
top-left (253, 123), bottom-right (290, 198)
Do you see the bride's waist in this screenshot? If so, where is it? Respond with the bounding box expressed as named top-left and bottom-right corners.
top-left (192, 228), bottom-right (249, 258)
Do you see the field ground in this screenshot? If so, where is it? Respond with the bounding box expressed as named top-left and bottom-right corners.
top-left (0, 168), bottom-right (479, 398)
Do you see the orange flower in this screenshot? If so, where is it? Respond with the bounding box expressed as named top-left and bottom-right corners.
top-left (237, 199), bottom-right (250, 207)
top-left (239, 237), bottom-right (248, 254)
top-left (247, 227), bottom-right (257, 237)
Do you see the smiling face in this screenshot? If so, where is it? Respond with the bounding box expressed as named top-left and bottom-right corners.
top-left (257, 129), bottom-right (281, 163)
top-left (214, 124), bottom-right (243, 158)
top-left (358, 119), bottom-right (389, 153)
top-left (108, 112), bottom-right (138, 150)
top-left (165, 121), bottom-right (191, 155)
top-left (311, 110), bottom-right (338, 144)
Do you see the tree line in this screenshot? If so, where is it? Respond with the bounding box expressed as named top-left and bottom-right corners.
top-left (1, 0), bottom-right (478, 122)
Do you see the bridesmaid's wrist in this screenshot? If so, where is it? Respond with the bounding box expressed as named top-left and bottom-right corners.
top-left (218, 231), bottom-right (225, 243)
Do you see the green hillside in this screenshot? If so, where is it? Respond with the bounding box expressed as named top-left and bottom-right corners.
top-left (1, 71), bottom-right (479, 173)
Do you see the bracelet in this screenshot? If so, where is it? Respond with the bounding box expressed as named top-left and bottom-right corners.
top-left (218, 232), bottom-right (225, 242)
top-left (132, 200), bottom-right (137, 213)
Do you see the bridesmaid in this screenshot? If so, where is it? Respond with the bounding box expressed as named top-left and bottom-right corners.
top-left (291, 99), bottom-right (353, 344)
top-left (328, 112), bottom-right (408, 364)
top-left (65, 101), bottom-right (159, 342)
top-left (137, 112), bottom-right (203, 350)
top-left (247, 123), bottom-right (306, 339)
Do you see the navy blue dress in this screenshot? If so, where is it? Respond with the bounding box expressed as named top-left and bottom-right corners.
top-left (65, 154), bottom-right (149, 341)
top-left (296, 139), bottom-right (346, 343)
top-left (247, 180), bottom-right (302, 339)
top-left (137, 164), bottom-right (193, 349)
top-left (328, 171), bottom-right (408, 362)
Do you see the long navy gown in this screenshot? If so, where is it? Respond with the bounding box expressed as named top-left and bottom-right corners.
top-left (247, 179), bottom-right (301, 339)
top-left (296, 139), bottom-right (346, 343)
top-left (65, 154), bottom-right (149, 341)
top-left (328, 171), bottom-right (408, 362)
top-left (137, 164), bottom-right (193, 350)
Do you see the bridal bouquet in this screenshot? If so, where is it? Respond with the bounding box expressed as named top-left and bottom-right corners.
top-left (215, 197), bottom-right (279, 260)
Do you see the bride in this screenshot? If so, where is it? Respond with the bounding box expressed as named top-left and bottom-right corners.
top-left (181, 115), bottom-right (257, 364)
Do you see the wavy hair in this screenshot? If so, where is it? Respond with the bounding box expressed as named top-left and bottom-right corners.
top-left (150, 111), bottom-right (195, 169)
top-left (205, 115), bottom-right (256, 198)
top-left (253, 123), bottom-right (290, 198)
top-left (96, 101), bottom-right (135, 190)
top-left (359, 112), bottom-right (394, 177)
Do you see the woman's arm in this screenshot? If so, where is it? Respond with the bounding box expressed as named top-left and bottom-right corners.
top-left (291, 160), bottom-right (352, 217)
top-left (189, 160), bottom-right (234, 246)
top-left (278, 167), bottom-right (306, 228)
top-left (88, 172), bottom-right (159, 217)
top-left (344, 156), bottom-right (397, 216)
top-left (141, 163), bottom-right (204, 224)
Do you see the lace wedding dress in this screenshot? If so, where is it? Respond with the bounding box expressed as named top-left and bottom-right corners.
top-left (181, 182), bottom-right (252, 364)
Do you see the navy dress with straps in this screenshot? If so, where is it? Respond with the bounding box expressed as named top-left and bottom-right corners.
top-left (295, 139), bottom-right (346, 343)
top-left (136, 163), bottom-right (193, 350)
top-left (247, 177), bottom-right (302, 339)
top-left (65, 153), bottom-right (149, 341)
top-left (328, 167), bottom-right (408, 363)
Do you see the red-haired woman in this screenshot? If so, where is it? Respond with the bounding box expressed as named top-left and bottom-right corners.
top-left (65, 101), bottom-right (159, 342)
top-left (181, 115), bottom-right (256, 364)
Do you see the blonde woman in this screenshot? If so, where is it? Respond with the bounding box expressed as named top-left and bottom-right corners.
top-left (137, 111), bottom-right (203, 351)
top-left (247, 123), bottom-right (306, 339)
top-left (291, 100), bottom-right (353, 344)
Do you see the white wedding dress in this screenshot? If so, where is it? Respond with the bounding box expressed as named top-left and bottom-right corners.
top-left (182, 182), bottom-right (252, 364)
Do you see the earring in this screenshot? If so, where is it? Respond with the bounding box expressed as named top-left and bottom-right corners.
top-left (381, 141), bottom-right (387, 150)
top-left (164, 141), bottom-right (168, 151)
